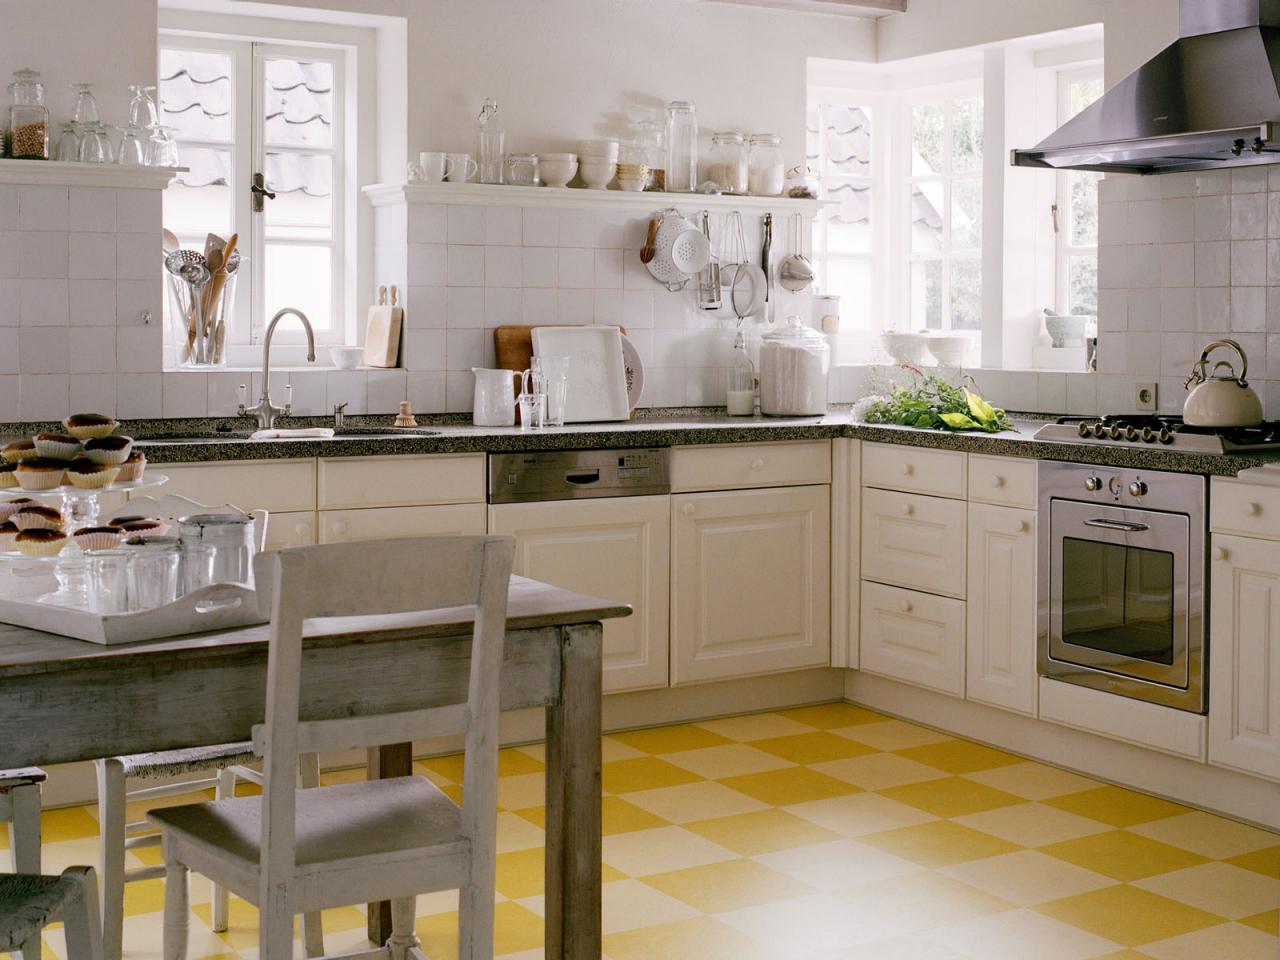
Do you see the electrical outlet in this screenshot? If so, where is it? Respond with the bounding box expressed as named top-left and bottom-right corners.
top-left (1135, 382), bottom-right (1158, 412)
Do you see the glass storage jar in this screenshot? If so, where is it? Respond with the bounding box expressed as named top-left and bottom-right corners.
top-left (664, 101), bottom-right (698, 193)
top-left (757, 316), bottom-right (830, 416)
top-left (708, 131), bottom-right (747, 194)
top-left (748, 133), bottom-right (785, 197)
top-left (124, 536), bottom-right (184, 611)
top-left (505, 152), bottom-right (540, 186)
top-left (631, 118), bottom-right (664, 191)
top-left (7, 69), bottom-right (49, 159)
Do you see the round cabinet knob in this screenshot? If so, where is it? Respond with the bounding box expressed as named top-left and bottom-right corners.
top-left (1247, 502), bottom-right (1262, 517)
top-left (750, 458), bottom-right (765, 472)
top-left (1213, 546), bottom-right (1228, 561)
top-left (1128, 481), bottom-right (1148, 497)
top-left (901, 503), bottom-right (914, 516)
top-left (331, 521), bottom-right (349, 537)
top-left (990, 475), bottom-right (1005, 488)
top-left (681, 503), bottom-right (695, 516)
top-left (1017, 520), bottom-right (1030, 534)
top-left (901, 463), bottom-right (914, 476)
top-left (1085, 477), bottom-right (1103, 492)
top-left (293, 522), bottom-right (310, 537)
top-left (899, 600), bottom-right (913, 613)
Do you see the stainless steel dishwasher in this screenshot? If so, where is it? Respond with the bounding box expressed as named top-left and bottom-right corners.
top-left (488, 449), bottom-right (671, 692)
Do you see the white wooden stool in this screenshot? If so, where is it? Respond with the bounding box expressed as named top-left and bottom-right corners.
top-left (1, 767), bottom-right (46, 960)
top-left (0, 867), bottom-right (103, 960)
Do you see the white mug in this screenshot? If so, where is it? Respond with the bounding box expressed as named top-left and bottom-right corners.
top-left (418, 151), bottom-right (451, 183)
top-left (446, 153), bottom-right (478, 183)
top-left (471, 367), bottom-right (520, 426)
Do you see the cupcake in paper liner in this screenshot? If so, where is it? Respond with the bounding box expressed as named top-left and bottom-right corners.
top-left (116, 451), bottom-right (146, 483)
top-left (0, 498), bottom-right (35, 523)
top-left (72, 525), bottom-right (125, 552)
top-left (62, 413), bottom-right (119, 441)
top-left (33, 433), bottom-right (82, 461)
top-left (16, 528), bottom-right (66, 557)
top-left (66, 459), bottom-right (120, 489)
top-left (0, 464), bottom-right (17, 489)
top-left (15, 458), bottom-right (66, 490)
top-left (13, 505), bottom-right (64, 531)
top-left (82, 436), bottom-right (134, 465)
top-left (0, 521), bottom-right (17, 550)
top-left (2, 439), bottom-right (36, 463)
top-left (118, 518), bottom-right (170, 537)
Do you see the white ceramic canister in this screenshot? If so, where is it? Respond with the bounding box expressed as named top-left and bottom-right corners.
top-left (757, 316), bottom-right (830, 416)
top-left (472, 368), bottom-right (521, 426)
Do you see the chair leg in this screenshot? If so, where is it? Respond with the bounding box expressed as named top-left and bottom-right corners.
top-left (94, 758), bottom-right (127, 960)
top-left (297, 753), bottom-right (325, 958)
top-left (386, 897), bottom-right (421, 960)
top-left (160, 845), bottom-right (189, 960)
top-left (61, 866), bottom-right (105, 960)
top-left (209, 767), bottom-right (236, 934)
top-left (458, 873), bottom-right (495, 960)
top-left (10, 780), bottom-right (42, 960)
top-left (257, 894), bottom-right (294, 960)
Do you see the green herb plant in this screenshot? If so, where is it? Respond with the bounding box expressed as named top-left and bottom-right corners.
top-left (861, 365), bottom-right (1015, 433)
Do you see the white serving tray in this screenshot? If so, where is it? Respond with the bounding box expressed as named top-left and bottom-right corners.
top-left (531, 325), bottom-right (631, 422)
top-left (0, 582), bottom-right (266, 645)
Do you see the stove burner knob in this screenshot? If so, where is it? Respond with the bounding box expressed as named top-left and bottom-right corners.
top-left (1077, 422), bottom-right (1092, 438)
top-left (1085, 476), bottom-right (1103, 492)
top-left (1158, 428), bottom-right (1174, 444)
top-left (1129, 480), bottom-right (1148, 497)
top-left (1108, 425), bottom-right (1124, 439)
top-left (1092, 423), bottom-right (1108, 439)
top-left (1141, 426), bottom-right (1156, 443)
top-left (1124, 426), bottom-right (1139, 441)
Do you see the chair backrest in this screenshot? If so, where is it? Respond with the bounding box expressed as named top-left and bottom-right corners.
top-left (106, 494), bottom-right (268, 552)
top-left (252, 536), bottom-right (514, 901)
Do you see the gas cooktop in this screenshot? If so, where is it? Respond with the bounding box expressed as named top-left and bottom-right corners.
top-left (1033, 415), bottom-right (1280, 454)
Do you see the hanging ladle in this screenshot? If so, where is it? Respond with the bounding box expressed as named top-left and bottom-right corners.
top-left (779, 212), bottom-right (815, 292)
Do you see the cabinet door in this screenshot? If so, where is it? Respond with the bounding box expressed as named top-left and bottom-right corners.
top-left (319, 504), bottom-right (487, 543)
top-left (1209, 534), bottom-right (1280, 780)
top-left (147, 460), bottom-right (316, 513)
top-left (264, 510), bottom-right (317, 551)
top-left (861, 487), bottom-right (967, 598)
top-left (966, 503), bottom-right (1037, 714)
top-left (489, 496), bottom-right (670, 694)
top-left (671, 485), bottom-right (830, 685)
top-left (861, 581), bottom-right (965, 696)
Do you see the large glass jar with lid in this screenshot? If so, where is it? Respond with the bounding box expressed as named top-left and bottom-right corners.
top-left (708, 131), bottom-right (747, 194)
top-left (7, 69), bottom-right (50, 159)
top-left (748, 133), bottom-right (785, 197)
top-left (664, 101), bottom-right (698, 193)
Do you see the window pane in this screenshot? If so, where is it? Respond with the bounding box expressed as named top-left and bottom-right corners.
top-left (952, 96), bottom-right (983, 173)
top-left (806, 103), bottom-right (820, 172)
top-left (1069, 255), bottom-right (1098, 315)
top-left (1070, 171), bottom-right (1100, 246)
top-left (911, 103), bottom-right (944, 176)
top-left (1067, 77), bottom-right (1105, 120)
top-left (951, 257), bottom-right (983, 330)
top-left (911, 184), bottom-right (944, 253)
top-left (911, 259), bottom-right (943, 329)
top-left (264, 243), bottom-right (333, 331)
top-left (825, 104), bottom-right (871, 177)
top-left (822, 259), bottom-right (873, 331)
top-left (159, 48), bottom-right (232, 142)
top-left (826, 182), bottom-right (871, 254)
top-left (263, 57), bottom-right (333, 148)
top-left (164, 147), bottom-right (232, 239)
top-left (951, 178), bottom-right (982, 250)
top-left (265, 153), bottom-right (332, 241)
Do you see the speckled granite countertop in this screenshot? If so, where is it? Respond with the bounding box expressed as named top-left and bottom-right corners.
top-left (4, 410), bottom-right (1278, 477)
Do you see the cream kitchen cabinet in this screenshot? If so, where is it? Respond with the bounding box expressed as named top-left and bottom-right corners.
top-left (1208, 533), bottom-right (1280, 781)
top-left (489, 496), bottom-right (670, 693)
top-left (264, 511), bottom-right (318, 550)
top-left (671, 484), bottom-right (830, 685)
top-left (860, 580), bottom-right (965, 695)
top-left (142, 459), bottom-right (317, 514)
top-left (966, 502), bottom-right (1037, 714)
top-left (320, 504), bottom-right (487, 543)
top-left (861, 487), bottom-right (967, 599)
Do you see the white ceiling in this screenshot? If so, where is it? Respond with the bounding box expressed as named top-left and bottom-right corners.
top-left (704, 0), bottom-right (906, 19)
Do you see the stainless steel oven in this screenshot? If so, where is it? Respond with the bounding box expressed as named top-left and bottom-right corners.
top-left (1038, 462), bottom-right (1207, 712)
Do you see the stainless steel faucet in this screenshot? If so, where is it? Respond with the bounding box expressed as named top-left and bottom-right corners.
top-left (238, 307), bottom-right (316, 430)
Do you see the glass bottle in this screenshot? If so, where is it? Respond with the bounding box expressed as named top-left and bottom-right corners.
top-left (727, 333), bottom-right (756, 416)
top-left (631, 118), bottom-right (664, 191)
top-left (7, 69), bottom-right (50, 160)
top-left (748, 133), bottom-right (785, 197)
top-left (476, 98), bottom-right (505, 185)
top-left (708, 131), bottom-right (747, 194)
top-left (664, 101), bottom-right (698, 193)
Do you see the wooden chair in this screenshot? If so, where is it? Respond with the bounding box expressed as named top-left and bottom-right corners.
top-left (147, 535), bottom-right (514, 960)
top-left (94, 496), bottom-right (321, 960)
top-left (0, 867), bottom-right (104, 960)
top-left (0, 768), bottom-right (45, 960)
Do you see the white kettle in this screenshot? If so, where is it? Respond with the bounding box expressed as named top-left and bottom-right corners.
top-left (1183, 339), bottom-right (1264, 428)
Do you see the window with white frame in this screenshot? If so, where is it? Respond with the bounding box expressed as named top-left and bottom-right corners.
top-left (1055, 69), bottom-right (1104, 316)
top-left (160, 36), bottom-right (347, 349)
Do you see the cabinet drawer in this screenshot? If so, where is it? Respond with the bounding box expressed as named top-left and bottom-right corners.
top-left (863, 442), bottom-right (966, 499)
top-left (265, 510), bottom-right (317, 551)
top-left (1210, 478), bottom-right (1280, 540)
top-left (146, 460), bottom-right (316, 513)
top-left (318, 454), bottom-right (484, 509)
top-left (968, 455), bottom-right (1036, 509)
top-left (319, 503), bottom-right (487, 543)
top-left (670, 441), bottom-right (830, 492)
top-left (861, 487), bottom-right (967, 598)
top-left (860, 581), bottom-right (965, 696)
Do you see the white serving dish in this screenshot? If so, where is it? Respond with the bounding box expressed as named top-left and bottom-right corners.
top-left (881, 331), bottom-right (931, 365)
top-left (579, 159), bottom-right (616, 190)
top-left (538, 154), bottom-right (578, 188)
top-left (330, 346), bottom-right (363, 370)
top-left (926, 334), bottom-right (971, 367)
top-left (532, 325), bottom-right (631, 422)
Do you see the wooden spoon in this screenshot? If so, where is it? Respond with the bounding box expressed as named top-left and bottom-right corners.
top-left (201, 232), bottom-right (238, 335)
top-left (640, 218), bottom-right (659, 264)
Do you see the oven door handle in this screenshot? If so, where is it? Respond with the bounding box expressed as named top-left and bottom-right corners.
top-left (1082, 517), bottom-right (1151, 533)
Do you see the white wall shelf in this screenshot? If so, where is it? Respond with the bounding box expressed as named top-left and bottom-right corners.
top-left (364, 181), bottom-right (828, 214)
top-left (0, 160), bottom-right (183, 189)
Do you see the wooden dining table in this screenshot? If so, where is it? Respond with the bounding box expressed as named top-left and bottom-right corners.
top-left (0, 575), bottom-right (629, 960)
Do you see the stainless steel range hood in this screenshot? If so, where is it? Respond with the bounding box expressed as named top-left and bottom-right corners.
top-left (1012, 0), bottom-right (1280, 174)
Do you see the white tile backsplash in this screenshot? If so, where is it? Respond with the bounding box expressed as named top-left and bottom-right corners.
top-left (69, 188), bottom-right (116, 233)
top-left (18, 186), bottom-right (68, 232)
top-left (20, 279), bottom-right (68, 327)
top-left (485, 245), bottom-right (522, 288)
top-left (69, 372), bottom-right (116, 415)
top-left (557, 248), bottom-right (594, 289)
top-left (484, 206), bottom-right (522, 246)
top-left (18, 374), bottom-right (68, 420)
top-left (446, 244), bottom-right (484, 286)
top-left (447, 205), bottom-right (487, 245)
top-left (69, 327), bottom-right (115, 373)
top-left (70, 279), bottom-right (116, 326)
top-left (20, 231), bottom-right (67, 278)
top-left (1232, 240), bottom-right (1267, 286)
top-left (0, 186), bottom-right (17, 230)
top-left (68, 233), bottom-right (115, 280)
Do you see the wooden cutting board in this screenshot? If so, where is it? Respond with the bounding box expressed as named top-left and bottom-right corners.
top-left (364, 286), bottom-right (404, 368)
top-left (494, 324), bottom-right (628, 378)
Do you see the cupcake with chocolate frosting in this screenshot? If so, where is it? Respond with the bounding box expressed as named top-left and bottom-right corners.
top-left (0, 498), bottom-right (35, 523)
top-left (33, 433), bottom-right (81, 461)
top-left (15, 458), bottom-right (66, 491)
top-left (116, 450), bottom-right (146, 483)
top-left (0, 463), bottom-right (17, 489)
top-left (16, 528), bottom-right (67, 557)
top-left (66, 458), bottom-right (120, 489)
top-left (13, 504), bottom-right (64, 531)
top-left (63, 413), bottom-right (118, 441)
top-left (2, 439), bottom-right (37, 463)
top-left (0, 521), bottom-right (17, 549)
top-left (82, 435), bottom-right (133, 465)
top-left (73, 525), bottom-right (125, 551)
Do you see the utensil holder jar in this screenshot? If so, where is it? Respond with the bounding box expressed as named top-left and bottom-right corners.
top-left (166, 259), bottom-right (241, 368)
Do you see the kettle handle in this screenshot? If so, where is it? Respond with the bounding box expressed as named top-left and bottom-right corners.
top-left (1187, 338), bottom-right (1250, 389)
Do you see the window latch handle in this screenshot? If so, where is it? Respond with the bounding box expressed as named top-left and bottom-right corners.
top-left (251, 173), bottom-right (276, 212)
top-left (1050, 202), bottom-right (1060, 234)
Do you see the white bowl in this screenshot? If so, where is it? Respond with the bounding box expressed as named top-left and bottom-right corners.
top-left (538, 156), bottom-right (578, 188)
top-left (579, 159), bottom-right (616, 190)
top-left (880, 332), bottom-right (930, 365)
top-left (926, 334), bottom-right (971, 367)
top-left (330, 346), bottom-right (363, 370)
top-left (617, 177), bottom-right (646, 192)
top-left (578, 139), bottom-right (619, 160)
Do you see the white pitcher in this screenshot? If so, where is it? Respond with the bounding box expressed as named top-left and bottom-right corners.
top-left (471, 368), bottom-right (520, 426)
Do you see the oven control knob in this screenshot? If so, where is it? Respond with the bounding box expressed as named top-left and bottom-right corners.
top-left (1158, 428), bottom-right (1174, 444)
top-left (1108, 425), bottom-right (1124, 439)
top-left (1129, 480), bottom-right (1148, 497)
top-left (1092, 423), bottom-right (1107, 439)
top-left (1077, 422), bottom-right (1092, 438)
top-left (1141, 426), bottom-right (1156, 443)
top-left (1124, 426), bottom-right (1139, 441)
top-left (1084, 476), bottom-right (1103, 492)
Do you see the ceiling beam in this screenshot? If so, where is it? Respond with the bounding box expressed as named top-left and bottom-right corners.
top-left (706, 0), bottom-right (907, 17)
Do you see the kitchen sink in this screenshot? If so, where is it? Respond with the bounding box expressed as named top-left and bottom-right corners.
top-left (134, 428), bottom-right (440, 444)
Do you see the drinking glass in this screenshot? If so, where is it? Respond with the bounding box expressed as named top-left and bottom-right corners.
top-left (127, 85), bottom-right (158, 128)
top-left (69, 83), bottom-right (100, 124)
top-left (540, 355), bottom-right (570, 426)
top-left (517, 393), bottom-right (546, 431)
top-left (125, 538), bottom-right (183, 611)
top-left (145, 125), bottom-right (179, 167)
top-left (77, 123), bottom-right (113, 164)
top-left (85, 550), bottom-right (131, 614)
top-left (54, 123), bottom-right (81, 162)
top-left (115, 125), bottom-right (145, 166)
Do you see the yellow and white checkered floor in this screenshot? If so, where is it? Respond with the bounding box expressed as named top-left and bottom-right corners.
top-left (12, 703), bottom-right (1280, 959)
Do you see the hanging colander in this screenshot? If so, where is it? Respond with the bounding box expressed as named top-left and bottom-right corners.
top-left (645, 207), bottom-right (711, 291)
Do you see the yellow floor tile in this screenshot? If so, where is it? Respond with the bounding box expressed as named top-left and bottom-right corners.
top-left (603, 915), bottom-right (773, 960)
top-left (424, 747), bottom-right (548, 782)
top-left (601, 756), bottom-right (703, 793)
top-left (620, 780), bottom-right (769, 824)
top-left (1141, 922), bottom-right (1279, 960)
top-left (813, 752), bottom-right (948, 791)
top-left (777, 702), bottom-right (887, 729)
top-left (1039, 830), bottom-right (1209, 882)
top-left (755, 837), bottom-right (923, 891)
top-left (1132, 861), bottom-right (1280, 919)
top-left (838, 872), bottom-right (1016, 933)
top-left (939, 850), bottom-right (1117, 907)
top-left (684, 808), bottom-right (842, 856)
top-left (510, 805), bottom-right (544, 829)
top-left (715, 891), bottom-right (876, 959)
top-left (929, 907), bottom-right (1125, 960)
top-left (786, 792), bottom-right (938, 837)
top-left (851, 933), bottom-right (972, 959)
top-left (39, 805), bottom-right (100, 842)
top-left (495, 810), bottom-right (544, 853)
top-left (608, 723), bottom-right (733, 754)
top-left (495, 846), bottom-right (546, 899)
top-left (749, 730), bottom-right (880, 765)
top-left (602, 825), bottom-right (737, 876)
top-left (1090, 953), bottom-right (1158, 960)
top-left (495, 772), bottom-right (548, 810)
top-left (952, 801), bottom-right (1114, 847)
top-left (600, 878), bottom-right (700, 934)
top-left (1238, 909), bottom-right (1278, 936)
top-left (717, 766), bottom-right (860, 806)
top-left (1043, 785), bottom-right (1188, 828)
top-left (893, 740), bottom-right (1026, 775)
top-left (1034, 885), bottom-right (1225, 947)
top-left (658, 743), bottom-right (795, 779)
top-left (641, 858), bottom-right (813, 913)
top-left (961, 761), bottom-right (1101, 801)
top-left (878, 776), bottom-right (1026, 819)
top-left (695, 712), bottom-right (816, 742)
top-left (858, 820), bottom-right (1022, 868)
top-left (601, 795), bottom-right (671, 835)
top-left (1126, 810), bottom-right (1280, 859)
top-left (844, 719), bottom-right (955, 752)
top-left (416, 901), bottom-right (544, 957)
top-left (1225, 844), bottom-right (1280, 879)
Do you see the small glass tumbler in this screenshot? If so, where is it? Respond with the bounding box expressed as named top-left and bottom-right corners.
top-left (85, 549), bottom-right (131, 615)
top-left (125, 537), bottom-right (183, 611)
top-left (182, 542), bottom-right (216, 594)
top-left (517, 393), bottom-right (546, 431)
top-left (540, 355), bottom-right (570, 427)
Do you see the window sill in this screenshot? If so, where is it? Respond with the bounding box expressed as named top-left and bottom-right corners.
top-left (0, 159), bottom-right (184, 189)
top-left (162, 364), bottom-right (399, 374)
